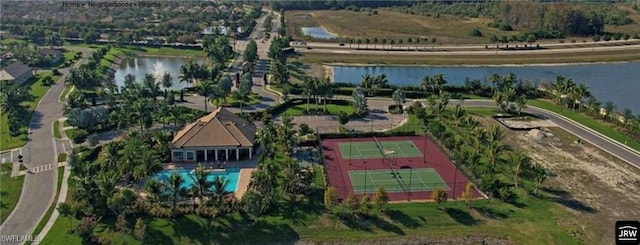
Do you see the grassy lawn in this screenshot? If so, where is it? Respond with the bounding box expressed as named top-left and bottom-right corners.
top-left (286, 10), bottom-right (508, 44)
top-left (528, 99), bottom-right (640, 152)
top-left (65, 43), bottom-right (204, 57)
top-left (53, 121), bottom-right (61, 139)
top-left (59, 85), bottom-right (73, 102)
top-left (0, 72), bottom-right (61, 150)
top-left (0, 163), bottom-right (24, 225)
top-left (387, 114), bottom-right (426, 134)
top-left (40, 189), bottom-right (582, 245)
top-left (299, 47), bottom-right (640, 65)
top-left (281, 101), bottom-right (354, 116)
top-left (220, 93), bottom-right (263, 107)
top-left (25, 167), bottom-right (64, 245)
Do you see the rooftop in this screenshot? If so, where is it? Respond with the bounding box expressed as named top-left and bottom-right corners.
top-left (171, 107), bottom-right (256, 148)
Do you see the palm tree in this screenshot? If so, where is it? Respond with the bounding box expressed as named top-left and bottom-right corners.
top-left (492, 91), bottom-right (503, 110)
top-left (451, 105), bottom-right (466, 131)
top-left (133, 147), bottom-right (162, 180)
top-left (487, 73), bottom-right (502, 92)
top-left (190, 163), bottom-right (212, 205)
top-left (532, 164), bottom-right (547, 195)
top-left (143, 73), bottom-right (161, 103)
top-left (515, 95), bottom-right (527, 115)
top-left (195, 79), bottom-right (216, 113)
top-left (511, 152), bottom-right (530, 188)
top-left (432, 74), bottom-right (447, 95)
top-left (162, 72), bottom-right (173, 92)
top-left (145, 178), bottom-right (167, 203)
top-left (302, 76), bottom-right (315, 112)
top-left (604, 101), bottom-right (617, 122)
top-left (373, 37), bottom-right (378, 49)
top-left (571, 83), bottom-right (589, 110)
top-left (485, 140), bottom-right (506, 171)
top-left (101, 142), bottom-right (121, 170)
top-left (168, 173), bottom-right (187, 212)
top-left (420, 75), bottom-right (432, 95)
top-left (211, 176), bottom-right (231, 208)
top-left (319, 77), bottom-right (333, 112)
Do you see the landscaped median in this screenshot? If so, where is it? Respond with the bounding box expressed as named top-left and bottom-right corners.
top-left (24, 166), bottom-right (64, 245)
top-left (528, 99), bottom-right (640, 152)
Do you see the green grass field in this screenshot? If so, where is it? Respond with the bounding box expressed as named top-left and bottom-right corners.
top-left (286, 10), bottom-right (507, 44)
top-left (349, 168), bottom-right (449, 194)
top-left (0, 163), bottom-right (24, 224)
top-left (282, 102), bottom-right (354, 116)
top-left (528, 99), bottom-right (640, 152)
top-left (0, 72), bottom-right (61, 150)
top-left (338, 140), bottom-right (423, 159)
top-left (53, 121), bottom-right (61, 139)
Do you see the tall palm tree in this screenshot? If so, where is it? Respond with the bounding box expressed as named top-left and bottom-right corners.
top-left (320, 77), bottom-right (333, 113)
top-left (101, 142), bottom-right (121, 170)
top-left (162, 72), bottom-right (173, 92)
top-left (487, 73), bottom-right (502, 92)
top-left (145, 178), bottom-right (167, 203)
top-left (168, 173), bottom-right (187, 211)
top-left (190, 163), bottom-right (213, 205)
top-left (511, 152), bottom-right (530, 188)
top-left (571, 83), bottom-right (589, 111)
top-left (211, 176), bottom-right (231, 208)
top-left (133, 147), bottom-right (162, 180)
top-left (492, 91), bottom-right (503, 110)
top-left (515, 95), bottom-right (527, 115)
top-left (143, 73), bottom-right (161, 103)
top-left (420, 75), bottom-right (432, 95)
top-left (302, 76), bottom-right (315, 112)
top-left (432, 74), bottom-right (447, 95)
top-left (195, 79), bottom-right (216, 113)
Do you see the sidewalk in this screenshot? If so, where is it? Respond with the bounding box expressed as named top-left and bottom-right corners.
top-left (33, 162), bottom-right (70, 244)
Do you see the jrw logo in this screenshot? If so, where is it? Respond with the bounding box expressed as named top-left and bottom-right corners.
top-left (616, 221), bottom-right (639, 245)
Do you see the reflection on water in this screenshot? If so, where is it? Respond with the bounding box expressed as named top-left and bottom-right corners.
top-left (332, 62), bottom-right (640, 112)
top-left (301, 27), bottom-right (338, 39)
top-left (114, 57), bottom-right (205, 90)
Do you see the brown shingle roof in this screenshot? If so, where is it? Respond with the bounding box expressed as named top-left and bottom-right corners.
top-left (171, 107), bottom-right (256, 148)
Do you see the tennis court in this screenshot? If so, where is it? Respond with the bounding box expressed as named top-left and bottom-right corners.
top-left (337, 140), bottom-right (423, 159)
top-left (348, 168), bottom-right (449, 194)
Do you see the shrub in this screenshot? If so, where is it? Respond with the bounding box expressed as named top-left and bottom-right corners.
top-left (468, 28), bottom-right (483, 37)
top-left (133, 218), bottom-right (147, 241)
top-left (68, 129), bottom-right (88, 144)
top-left (87, 134), bottom-right (99, 146)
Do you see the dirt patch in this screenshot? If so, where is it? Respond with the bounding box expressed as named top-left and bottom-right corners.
top-left (475, 116), bottom-right (640, 244)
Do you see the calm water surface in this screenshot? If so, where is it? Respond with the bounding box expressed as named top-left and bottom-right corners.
top-left (114, 57), bottom-right (205, 90)
top-left (301, 27), bottom-right (338, 39)
top-left (332, 62), bottom-right (640, 113)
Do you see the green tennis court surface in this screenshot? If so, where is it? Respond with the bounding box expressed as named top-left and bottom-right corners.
top-left (338, 140), bottom-right (423, 159)
top-left (348, 168), bottom-right (449, 194)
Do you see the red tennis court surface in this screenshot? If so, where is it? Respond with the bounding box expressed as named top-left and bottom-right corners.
top-left (321, 135), bottom-right (483, 202)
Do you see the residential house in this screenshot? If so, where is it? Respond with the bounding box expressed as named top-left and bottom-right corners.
top-left (170, 107), bottom-right (256, 163)
top-left (0, 61), bottom-right (34, 86)
top-left (38, 48), bottom-right (63, 63)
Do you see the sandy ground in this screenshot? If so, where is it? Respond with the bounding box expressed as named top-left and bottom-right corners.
top-left (475, 116), bottom-right (640, 245)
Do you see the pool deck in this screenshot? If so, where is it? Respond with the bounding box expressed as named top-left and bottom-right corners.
top-left (235, 168), bottom-right (256, 199)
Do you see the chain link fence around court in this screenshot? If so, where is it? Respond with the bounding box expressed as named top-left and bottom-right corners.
top-left (331, 180), bottom-right (471, 201)
top-left (314, 123), bottom-right (427, 135)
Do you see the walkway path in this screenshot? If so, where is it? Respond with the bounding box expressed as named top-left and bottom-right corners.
top-left (0, 47), bottom-right (92, 244)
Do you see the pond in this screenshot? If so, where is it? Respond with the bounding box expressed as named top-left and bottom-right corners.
top-left (332, 62), bottom-right (640, 113)
top-left (114, 57), bottom-right (205, 90)
top-left (301, 27), bottom-right (338, 40)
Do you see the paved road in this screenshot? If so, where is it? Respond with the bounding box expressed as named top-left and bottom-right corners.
top-left (298, 43), bottom-right (640, 56)
top-left (0, 47), bottom-right (91, 243)
top-left (296, 39), bottom-right (640, 51)
top-left (454, 99), bottom-right (640, 169)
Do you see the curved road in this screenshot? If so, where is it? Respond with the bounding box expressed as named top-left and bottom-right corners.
top-left (454, 99), bottom-right (640, 168)
top-left (0, 47), bottom-right (92, 244)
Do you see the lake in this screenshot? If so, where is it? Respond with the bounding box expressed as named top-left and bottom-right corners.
top-left (301, 27), bottom-right (338, 39)
top-left (332, 62), bottom-right (640, 113)
top-left (114, 57), bottom-right (205, 90)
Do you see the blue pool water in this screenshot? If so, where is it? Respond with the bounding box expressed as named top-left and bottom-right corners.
top-left (155, 168), bottom-right (240, 192)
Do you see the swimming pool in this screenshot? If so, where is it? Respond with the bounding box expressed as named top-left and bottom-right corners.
top-left (154, 168), bottom-right (240, 192)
